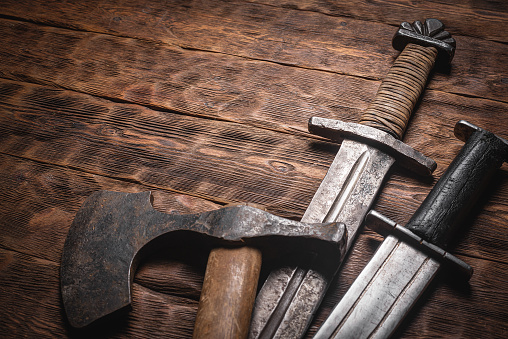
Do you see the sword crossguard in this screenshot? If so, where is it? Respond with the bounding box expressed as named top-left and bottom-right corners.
top-left (366, 210), bottom-right (473, 280)
top-left (309, 117), bottom-right (436, 176)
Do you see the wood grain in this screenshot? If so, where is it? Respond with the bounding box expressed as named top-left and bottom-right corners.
top-left (0, 79), bottom-right (341, 218)
top-left (0, 1), bottom-right (506, 338)
top-left (0, 19), bottom-right (506, 137)
top-left (1, 238), bottom-right (507, 338)
top-left (0, 1), bottom-right (506, 103)
top-left (0, 153), bottom-right (218, 262)
top-left (194, 246), bottom-right (262, 338)
top-left (252, 0), bottom-right (508, 43)
top-left (0, 79), bottom-right (506, 264)
top-left (0, 248), bottom-right (201, 338)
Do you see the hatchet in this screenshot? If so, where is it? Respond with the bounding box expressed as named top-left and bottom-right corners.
top-left (60, 191), bottom-right (347, 338)
top-left (249, 18), bottom-right (455, 338)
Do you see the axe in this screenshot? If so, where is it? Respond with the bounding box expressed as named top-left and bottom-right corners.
top-left (60, 190), bottom-right (347, 338)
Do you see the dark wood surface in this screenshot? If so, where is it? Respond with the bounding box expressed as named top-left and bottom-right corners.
top-left (0, 1), bottom-right (506, 338)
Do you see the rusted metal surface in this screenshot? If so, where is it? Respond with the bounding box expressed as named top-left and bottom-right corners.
top-left (60, 191), bottom-right (346, 329)
top-left (314, 121), bottom-right (508, 338)
top-left (249, 19), bottom-right (451, 338)
top-left (392, 19), bottom-right (456, 64)
top-left (308, 118), bottom-right (436, 176)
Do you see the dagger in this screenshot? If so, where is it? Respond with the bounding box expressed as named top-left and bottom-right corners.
top-left (314, 120), bottom-right (508, 338)
top-left (249, 19), bottom-right (455, 338)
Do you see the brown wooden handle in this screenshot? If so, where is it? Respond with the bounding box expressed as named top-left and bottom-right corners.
top-left (193, 246), bottom-right (262, 339)
top-left (359, 43), bottom-right (438, 139)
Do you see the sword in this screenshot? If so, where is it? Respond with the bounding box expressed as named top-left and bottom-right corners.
top-left (314, 120), bottom-right (508, 338)
top-left (249, 19), bottom-right (455, 338)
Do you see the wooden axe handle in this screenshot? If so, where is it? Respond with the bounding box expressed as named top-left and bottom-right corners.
top-left (193, 246), bottom-right (262, 339)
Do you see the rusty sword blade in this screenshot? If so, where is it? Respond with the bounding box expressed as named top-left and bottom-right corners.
top-left (249, 18), bottom-right (455, 338)
top-left (314, 120), bottom-right (508, 338)
top-left (249, 120), bottom-right (435, 338)
top-left (250, 140), bottom-right (394, 338)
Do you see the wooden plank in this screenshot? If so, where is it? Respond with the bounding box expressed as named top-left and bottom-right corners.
top-left (0, 2), bottom-right (506, 103)
top-left (0, 152), bottom-right (219, 262)
top-left (0, 79), bottom-right (341, 218)
top-left (0, 248), bottom-right (200, 338)
top-left (0, 19), bottom-right (506, 137)
top-left (1, 243), bottom-right (506, 338)
top-left (0, 249), bottom-right (68, 337)
top-left (252, 0), bottom-right (508, 43)
top-left (0, 18), bottom-right (372, 134)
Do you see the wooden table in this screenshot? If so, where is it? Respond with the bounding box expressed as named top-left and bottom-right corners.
top-left (0, 1), bottom-right (506, 338)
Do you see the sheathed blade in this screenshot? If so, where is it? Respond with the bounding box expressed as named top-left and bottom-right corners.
top-left (249, 139), bottom-right (396, 338)
top-left (314, 235), bottom-right (440, 338)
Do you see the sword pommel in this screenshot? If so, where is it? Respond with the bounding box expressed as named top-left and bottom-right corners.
top-left (393, 18), bottom-right (456, 65)
top-left (405, 120), bottom-right (508, 248)
top-left (360, 18), bottom-right (455, 139)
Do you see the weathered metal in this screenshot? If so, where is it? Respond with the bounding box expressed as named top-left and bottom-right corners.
top-left (60, 191), bottom-right (346, 329)
top-left (314, 120), bottom-right (508, 338)
top-left (249, 19), bottom-right (454, 339)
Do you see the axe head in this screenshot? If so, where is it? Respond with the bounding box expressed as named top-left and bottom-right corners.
top-left (60, 191), bottom-right (346, 328)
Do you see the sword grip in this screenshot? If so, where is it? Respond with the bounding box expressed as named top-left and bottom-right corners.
top-left (193, 246), bottom-right (262, 339)
top-left (359, 43), bottom-right (437, 139)
top-left (406, 121), bottom-right (508, 248)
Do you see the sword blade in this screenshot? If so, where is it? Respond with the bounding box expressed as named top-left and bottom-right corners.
top-left (249, 139), bottom-right (396, 338)
top-left (314, 235), bottom-right (440, 338)
top-left (315, 121), bottom-right (508, 339)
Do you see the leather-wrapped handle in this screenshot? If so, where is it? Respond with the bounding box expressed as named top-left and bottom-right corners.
top-left (360, 19), bottom-right (456, 139)
top-left (360, 44), bottom-right (437, 139)
top-left (406, 121), bottom-right (508, 247)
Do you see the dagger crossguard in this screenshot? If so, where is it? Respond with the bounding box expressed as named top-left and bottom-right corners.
top-left (367, 120), bottom-right (508, 280)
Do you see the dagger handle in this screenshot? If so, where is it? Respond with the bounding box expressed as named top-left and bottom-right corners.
top-left (359, 43), bottom-right (437, 139)
top-left (406, 121), bottom-right (508, 248)
top-left (193, 246), bottom-right (262, 339)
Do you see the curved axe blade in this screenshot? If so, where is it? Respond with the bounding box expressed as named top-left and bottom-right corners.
top-left (60, 191), bottom-right (346, 328)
